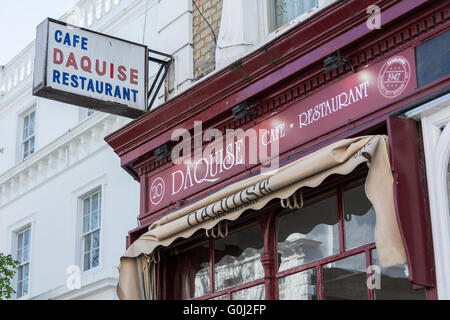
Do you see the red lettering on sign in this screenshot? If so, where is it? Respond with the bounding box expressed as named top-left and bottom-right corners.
top-left (95, 60), bottom-right (106, 76)
top-left (80, 56), bottom-right (92, 73)
top-left (53, 48), bottom-right (63, 64)
top-left (130, 68), bottom-right (138, 85)
top-left (65, 52), bottom-right (78, 70)
top-left (118, 65), bottom-right (127, 81)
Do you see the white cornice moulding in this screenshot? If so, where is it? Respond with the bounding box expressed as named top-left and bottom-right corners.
top-left (0, 113), bottom-right (130, 208)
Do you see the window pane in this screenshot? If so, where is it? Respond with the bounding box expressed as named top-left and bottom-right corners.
top-left (323, 253), bottom-right (368, 300)
top-left (231, 284), bottom-right (265, 300)
top-left (23, 278), bottom-right (29, 296)
top-left (343, 183), bottom-right (376, 250)
top-left (23, 140), bottom-right (29, 158)
top-left (17, 233), bottom-right (23, 250)
top-left (83, 198), bottom-right (90, 216)
top-left (23, 116), bottom-right (29, 139)
top-left (83, 215), bottom-right (90, 234)
top-left (84, 252), bottom-right (91, 271)
top-left (91, 211), bottom-right (99, 230)
top-left (17, 281), bottom-right (23, 298)
top-left (277, 193), bottom-right (339, 272)
top-left (23, 246), bottom-right (29, 262)
top-left (84, 234), bottom-right (91, 253)
top-left (23, 230), bottom-right (30, 246)
top-left (92, 193), bottom-right (99, 211)
top-left (18, 266), bottom-right (23, 281)
top-left (214, 224), bottom-right (264, 292)
top-left (92, 230), bottom-right (100, 249)
top-left (371, 249), bottom-right (426, 300)
top-left (269, 0), bottom-right (318, 32)
top-left (92, 248), bottom-right (99, 268)
top-left (29, 112), bottom-right (35, 135)
top-left (17, 249), bottom-right (23, 264)
top-left (24, 264), bottom-right (29, 278)
top-left (278, 268), bottom-right (317, 300)
top-left (29, 137), bottom-right (35, 154)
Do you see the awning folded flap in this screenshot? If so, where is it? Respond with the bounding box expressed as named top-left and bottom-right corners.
top-left (117, 135), bottom-right (407, 299)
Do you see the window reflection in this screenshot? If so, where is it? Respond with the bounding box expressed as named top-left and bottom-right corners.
top-left (323, 253), bottom-right (367, 300)
top-left (371, 249), bottom-right (425, 300)
top-left (168, 241), bottom-right (210, 299)
top-left (276, 192), bottom-right (339, 272)
top-left (343, 182), bottom-right (376, 250)
top-left (232, 284), bottom-right (266, 300)
top-left (214, 224), bottom-right (264, 292)
top-left (278, 268), bottom-right (317, 300)
top-left (268, 0), bottom-right (319, 32)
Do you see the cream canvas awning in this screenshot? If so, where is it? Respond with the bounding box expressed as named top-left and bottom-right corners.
top-left (117, 135), bottom-right (407, 299)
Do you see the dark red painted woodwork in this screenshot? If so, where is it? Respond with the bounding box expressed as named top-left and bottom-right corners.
top-left (387, 116), bottom-right (434, 288)
top-left (141, 48), bottom-right (417, 218)
top-left (259, 212), bottom-right (277, 300)
top-left (105, 0), bottom-right (433, 169)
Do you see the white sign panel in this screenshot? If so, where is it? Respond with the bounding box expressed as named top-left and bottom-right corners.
top-left (33, 18), bottom-right (148, 118)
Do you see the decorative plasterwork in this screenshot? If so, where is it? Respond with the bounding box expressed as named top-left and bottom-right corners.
top-left (406, 93), bottom-right (450, 299)
top-left (0, 114), bottom-right (130, 208)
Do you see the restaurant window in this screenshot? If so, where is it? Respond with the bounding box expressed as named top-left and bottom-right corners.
top-left (275, 177), bottom-right (425, 300)
top-left (163, 222), bottom-right (265, 300)
top-left (15, 227), bottom-right (31, 298)
top-left (21, 110), bottom-right (35, 160)
top-left (268, 0), bottom-right (319, 32)
top-left (160, 174), bottom-right (426, 300)
top-left (81, 189), bottom-right (101, 271)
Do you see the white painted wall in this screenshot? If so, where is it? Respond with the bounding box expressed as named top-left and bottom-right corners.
top-left (0, 0), bottom-right (194, 300)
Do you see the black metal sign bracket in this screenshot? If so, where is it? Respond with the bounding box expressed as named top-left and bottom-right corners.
top-left (147, 49), bottom-right (173, 111)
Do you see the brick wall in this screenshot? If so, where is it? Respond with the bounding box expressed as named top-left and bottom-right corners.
top-left (192, 0), bottom-right (223, 81)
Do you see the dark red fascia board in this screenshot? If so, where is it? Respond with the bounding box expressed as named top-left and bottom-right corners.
top-left (105, 0), bottom-right (431, 176)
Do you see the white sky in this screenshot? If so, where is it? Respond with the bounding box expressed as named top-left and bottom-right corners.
top-left (0, 0), bottom-right (81, 65)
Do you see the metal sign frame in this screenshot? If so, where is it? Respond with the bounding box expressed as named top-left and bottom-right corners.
top-left (33, 18), bottom-right (149, 119)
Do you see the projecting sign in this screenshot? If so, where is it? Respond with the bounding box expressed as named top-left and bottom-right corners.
top-left (33, 18), bottom-right (148, 118)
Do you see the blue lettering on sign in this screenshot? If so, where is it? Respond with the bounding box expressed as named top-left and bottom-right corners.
top-left (96, 81), bottom-right (103, 94)
top-left (51, 69), bottom-right (139, 103)
top-left (81, 37), bottom-right (88, 50)
top-left (105, 83), bottom-right (112, 96)
top-left (62, 72), bottom-right (69, 85)
top-left (55, 30), bottom-right (62, 42)
top-left (79, 76), bottom-right (87, 90)
top-left (71, 75), bottom-right (79, 88)
top-left (53, 70), bottom-right (61, 83)
top-left (63, 33), bottom-right (71, 46)
top-left (87, 79), bottom-right (95, 92)
top-left (54, 30), bottom-right (88, 50)
top-left (114, 85), bottom-right (121, 98)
